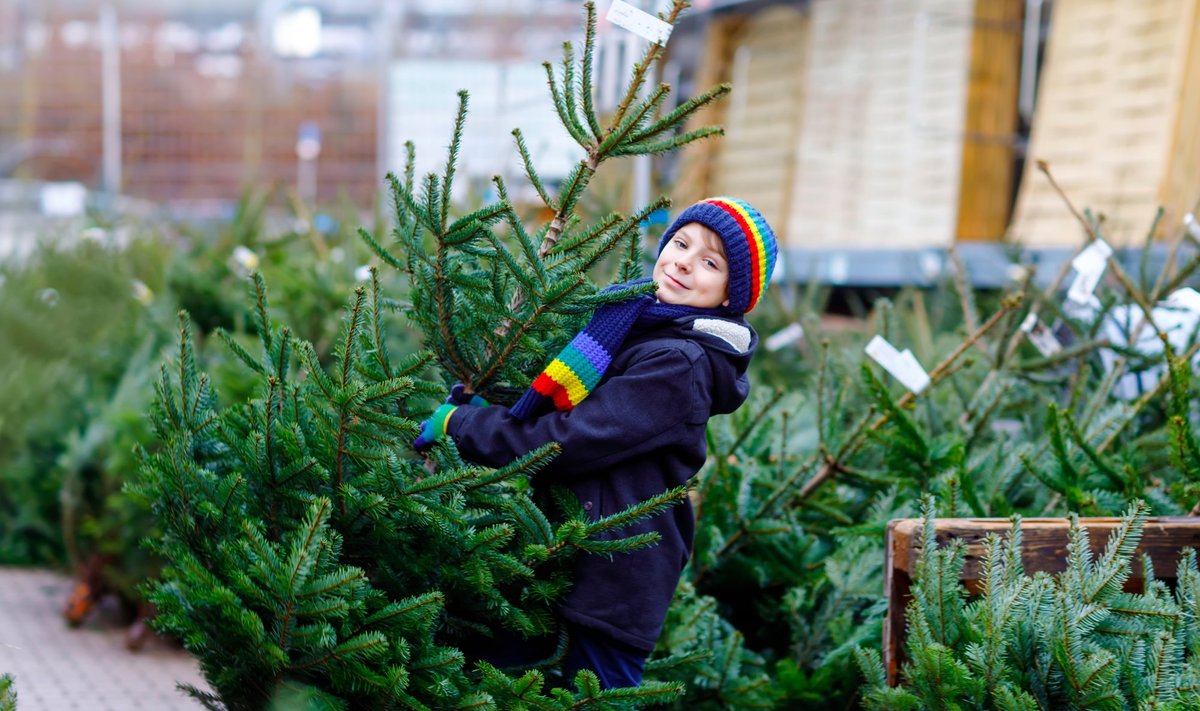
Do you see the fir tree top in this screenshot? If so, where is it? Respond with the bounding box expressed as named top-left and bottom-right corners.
top-left (361, 0), bottom-right (731, 401)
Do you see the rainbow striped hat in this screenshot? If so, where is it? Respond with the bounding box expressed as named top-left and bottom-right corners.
top-left (657, 197), bottom-right (778, 314)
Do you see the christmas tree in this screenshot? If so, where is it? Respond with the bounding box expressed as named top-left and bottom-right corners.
top-left (857, 497), bottom-right (1200, 709)
top-left (134, 2), bottom-right (732, 707)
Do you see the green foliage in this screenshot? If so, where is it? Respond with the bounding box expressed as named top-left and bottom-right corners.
top-left (656, 226), bottom-right (1200, 708)
top-left (0, 233), bottom-right (170, 565)
top-left (648, 582), bottom-right (782, 709)
top-left (134, 1), bottom-right (737, 704)
top-left (8, 2), bottom-right (1200, 709)
top-left (134, 273), bottom-right (686, 708)
top-left (361, 0), bottom-right (728, 402)
top-left (0, 186), bottom-right (403, 610)
top-left (857, 497), bottom-right (1200, 710)
top-left (0, 675), bottom-right (15, 711)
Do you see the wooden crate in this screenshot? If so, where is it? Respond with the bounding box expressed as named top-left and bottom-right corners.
top-left (883, 516), bottom-right (1200, 685)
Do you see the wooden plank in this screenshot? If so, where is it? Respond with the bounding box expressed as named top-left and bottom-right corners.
top-left (713, 5), bottom-right (809, 236)
top-left (787, 0), bottom-right (976, 250)
top-left (950, 0), bottom-right (1017, 245)
top-left (1158, 0), bottom-right (1200, 234)
top-left (670, 14), bottom-right (745, 209)
top-left (884, 516), bottom-right (1200, 685)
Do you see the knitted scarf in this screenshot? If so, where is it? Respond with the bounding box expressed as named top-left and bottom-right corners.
top-left (509, 278), bottom-right (728, 420)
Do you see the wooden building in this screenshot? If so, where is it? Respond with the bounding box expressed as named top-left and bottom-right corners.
top-left (1009, 0), bottom-right (1200, 248)
top-left (670, 0), bottom-right (1200, 285)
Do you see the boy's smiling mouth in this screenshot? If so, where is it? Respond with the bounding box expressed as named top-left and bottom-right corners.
top-left (664, 273), bottom-right (688, 289)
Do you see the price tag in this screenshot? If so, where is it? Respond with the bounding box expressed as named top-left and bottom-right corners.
top-left (1166, 287), bottom-right (1200, 312)
top-left (865, 335), bottom-right (931, 394)
top-left (607, 0), bottom-right (673, 45)
top-left (1020, 313), bottom-right (1062, 357)
top-left (1185, 213), bottom-right (1200, 241)
top-left (827, 253), bottom-right (849, 284)
top-left (1066, 238), bottom-right (1112, 305)
top-left (765, 322), bottom-right (804, 352)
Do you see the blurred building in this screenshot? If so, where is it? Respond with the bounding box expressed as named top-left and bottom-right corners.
top-left (665, 0), bottom-right (1200, 286)
top-left (0, 0), bottom-right (582, 221)
top-left (4, 0), bottom-right (1199, 287)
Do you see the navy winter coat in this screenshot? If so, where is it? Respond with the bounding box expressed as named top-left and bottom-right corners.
top-left (447, 313), bottom-right (756, 652)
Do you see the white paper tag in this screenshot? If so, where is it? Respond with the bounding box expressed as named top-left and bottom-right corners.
top-left (765, 322), bottom-right (804, 352)
top-left (827, 253), bottom-right (849, 284)
top-left (607, 0), bottom-right (673, 45)
top-left (1066, 238), bottom-right (1112, 304)
top-left (865, 335), bottom-right (931, 393)
top-left (1020, 313), bottom-right (1062, 357)
top-left (1185, 213), bottom-right (1200, 241)
top-left (1166, 287), bottom-right (1200, 312)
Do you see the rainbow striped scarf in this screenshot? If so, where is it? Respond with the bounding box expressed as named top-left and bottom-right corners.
top-left (509, 279), bottom-right (722, 420)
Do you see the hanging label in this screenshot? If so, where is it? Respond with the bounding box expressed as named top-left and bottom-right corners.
top-left (765, 322), bottom-right (804, 352)
top-left (1166, 287), bottom-right (1200, 312)
top-left (1066, 238), bottom-right (1112, 305)
top-left (1019, 313), bottom-right (1062, 357)
top-left (607, 0), bottom-right (673, 45)
top-left (865, 335), bottom-right (931, 393)
top-left (1185, 213), bottom-right (1200, 241)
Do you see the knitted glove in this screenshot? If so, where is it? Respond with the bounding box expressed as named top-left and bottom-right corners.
top-left (448, 383), bottom-right (489, 407)
top-left (413, 404), bottom-right (458, 452)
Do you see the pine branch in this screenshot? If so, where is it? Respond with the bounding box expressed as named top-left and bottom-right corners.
top-left (798, 295), bottom-right (1020, 500)
top-left (512, 128), bottom-right (557, 211)
top-left (358, 227), bottom-right (406, 273)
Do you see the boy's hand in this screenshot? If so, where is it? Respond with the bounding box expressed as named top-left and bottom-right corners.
top-left (413, 404), bottom-right (458, 452)
top-left (447, 383), bottom-right (489, 407)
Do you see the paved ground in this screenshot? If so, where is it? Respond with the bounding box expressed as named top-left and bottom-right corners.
top-left (0, 567), bottom-right (210, 711)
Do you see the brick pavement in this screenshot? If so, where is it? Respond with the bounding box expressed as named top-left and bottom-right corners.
top-left (0, 567), bottom-right (210, 711)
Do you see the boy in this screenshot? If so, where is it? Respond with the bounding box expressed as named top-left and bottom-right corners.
top-left (415, 197), bottom-right (779, 688)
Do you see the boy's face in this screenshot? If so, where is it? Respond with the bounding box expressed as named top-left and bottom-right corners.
top-left (653, 222), bottom-right (730, 309)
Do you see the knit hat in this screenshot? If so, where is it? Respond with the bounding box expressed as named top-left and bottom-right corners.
top-left (657, 196), bottom-right (779, 314)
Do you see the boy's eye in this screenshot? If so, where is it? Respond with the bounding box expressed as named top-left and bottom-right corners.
top-left (703, 259), bottom-right (717, 269)
top-left (674, 238), bottom-right (687, 249)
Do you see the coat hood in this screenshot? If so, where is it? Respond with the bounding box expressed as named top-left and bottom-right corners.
top-left (629, 313), bottom-right (756, 416)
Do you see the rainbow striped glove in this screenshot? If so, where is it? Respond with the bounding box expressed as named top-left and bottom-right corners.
top-left (413, 404), bottom-right (458, 452)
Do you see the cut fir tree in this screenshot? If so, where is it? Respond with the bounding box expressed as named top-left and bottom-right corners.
top-left (133, 1), bottom-right (731, 708)
top-left (857, 497), bottom-right (1200, 710)
top-left (360, 0), bottom-right (729, 402)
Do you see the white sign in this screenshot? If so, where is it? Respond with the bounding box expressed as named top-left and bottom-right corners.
top-left (40, 182), bottom-right (87, 217)
top-left (1166, 287), bottom-right (1200, 312)
top-left (865, 335), bottom-right (931, 394)
top-left (1019, 313), bottom-right (1062, 357)
top-left (607, 0), bottom-right (673, 45)
top-left (1185, 213), bottom-right (1200, 241)
top-left (1066, 238), bottom-right (1112, 305)
top-left (765, 322), bottom-right (804, 352)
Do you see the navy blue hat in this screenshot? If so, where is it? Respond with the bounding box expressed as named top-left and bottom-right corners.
top-left (657, 197), bottom-right (778, 313)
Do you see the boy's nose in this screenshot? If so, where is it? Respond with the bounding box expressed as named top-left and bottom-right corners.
top-left (675, 257), bottom-right (691, 272)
